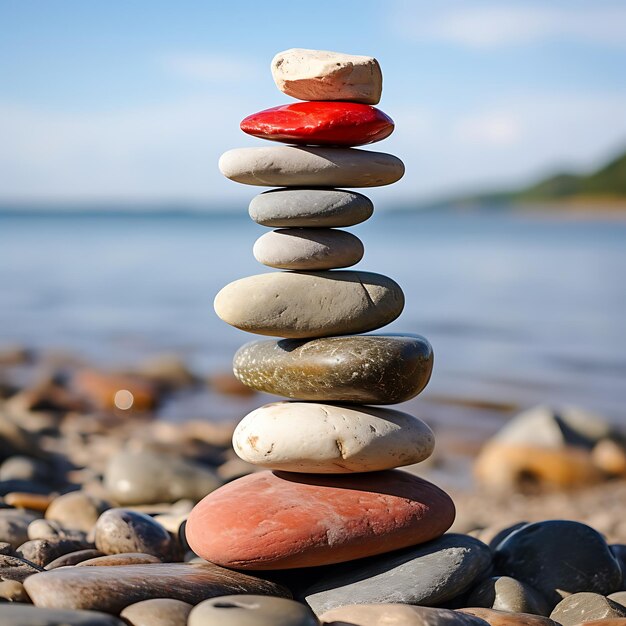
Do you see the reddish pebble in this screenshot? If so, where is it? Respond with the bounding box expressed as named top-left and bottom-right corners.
top-left (185, 470), bottom-right (455, 570)
top-left (240, 102), bottom-right (394, 147)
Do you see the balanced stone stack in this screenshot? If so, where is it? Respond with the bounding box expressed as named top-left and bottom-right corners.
top-left (187, 49), bottom-right (455, 577)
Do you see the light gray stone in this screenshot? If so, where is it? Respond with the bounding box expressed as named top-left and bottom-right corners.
top-left (214, 271), bottom-right (404, 339)
top-left (219, 147), bottom-right (404, 188)
top-left (0, 604), bottom-right (124, 625)
top-left (271, 48), bottom-right (382, 104)
top-left (120, 598), bottom-right (192, 626)
top-left (249, 189), bottom-right (373, 228)
top-left (253, 228), bottom-right (363, 270)
top-left (550, 592), bottom-right (626, 626)
top-left (188, 594), bottom-right (319, 626)
top-left (468, 576), bottom-right (551, 616)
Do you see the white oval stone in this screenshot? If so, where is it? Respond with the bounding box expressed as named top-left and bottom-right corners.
top-left (233, 402), bottom-right (435, 473)
top-left (253, 229), bottom-right (364, 270)
top-left (271, 48), bottom-right (382, 105)
top-left (219, 147), bottom-right (404, 188)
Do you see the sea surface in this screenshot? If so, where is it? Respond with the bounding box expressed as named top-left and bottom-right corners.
top-left (1, 209), bottom-right (625, 434)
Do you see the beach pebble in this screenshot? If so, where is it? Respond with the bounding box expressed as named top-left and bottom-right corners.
top-left (186, 470), bottom-right (454, 570)
top-left (120, 598), bottom-right (193, 626)
top-left (44, 548), bottom-right (104, 569)
top-left (0, 604), bottom-right (125, 625)
top-left (233, 334), bottom-right (432, 404)
top-left (467, 576), bottom-right (551, 616)
top-left (241, 102), bottom-right (393, 147)
top-left (219, 146), bottom-right (404, 188)
top-left (0, 511), bottom-right (39, 549)
top-left (104, 450), bottom-right (220, 505)
top-left (459, 608), bottom-right (559, 626)
top-left (320, 604), bottom-right (490, 626)
top-left (0, 553), bottom-right (43, 582)
top-left (188, 595), bottom-right (319, 626)
top-left (303, 534), bottom-right (490, 614)
top-left (550, 592), bottom-right (626, 626)
top-left (214, 271), bottom-right (404, 339)
top-left (253, 228), bottom-right (364, 270)
top-left (233, 402), bottom-right (434, 473)
top-left (23, 562), bottom-right (289, 613)
top-left (0, 457), bottom-right (48, 483)
top-left (0, 579), bottom-right (29, 603)
top-left (76, 552), bottom-right (161, 566)
top-left (16, 538), bottom-right (91, 568)
top-left (249, 188), bottom-right (373, 228)
top-left (610, 591), bottom-right (626, 607)
top-left (494, 520), bottom-right (622, 606)
top-left (27, 519), bottom-right (87, 542)
top-left (4, 493), bottom-right (52, 512)
top-left (271, 48), bottom-right (382, 104)
top-left (45, 491), bottom-right (110, 533)
top-left (94, 509), bottom-right (173, 559)
top-left (592, 438), bottom-right (626, 475)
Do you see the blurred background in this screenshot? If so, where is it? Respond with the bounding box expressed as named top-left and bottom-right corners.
top-left (1, 1), bottom-right (625, 497)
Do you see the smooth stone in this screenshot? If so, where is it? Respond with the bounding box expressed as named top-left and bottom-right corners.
top-left (23, 562), bottom-right (290, 612)
top-left (271, 48), bottom-right (382, 104)
top-left (94, 508), bottom-right (173, 559)
top-left (579, 621), bottom-right (626, 626)
top-left (16, 538), bottom-right (92, 568)
top-left (0, 604), bottom-right (125, 625)
top-left (0, 553), bottom-right (43, 582)
top-left (494, 521), bottom-right (622, 606)
top-left (0, 511), bottom-right (38, 549)
top-left (467, 577), bottom-right (551, 616)
top-left (321, 605), bottom-right (490, 626)
top-left (45, 492), bottom-right (111, 533)
top-left (610, 591), bottom-right (626, 607)
top-left (0, 457), bottom-right (48, 483)
top-left (219, 147), bottom-right (404, 188)
top-left (215, 271), bottom-right (404, 339)
top-left (459, 608), bottom-right (559, 626)
top-left (233, 333), bottom-right (433, 404)
top-left (76, 552), bottom-right (161, 566)
top-left (186, 470), bottom-right (454, 570)
top-left (241, 102), bottom-right (393, 147)
top-left (232, 402), bottom-right (434, 473)
top-left (0, 579), bottom-right (29, 602)
top-left (120, 598), bottom-right (192, 626)
top-left (104, 450), bottom-right (220, 505)
top-left (249, 188), bottom-right (373, 228)
top-left (303, 534), bottom-right (491, 614)
top-left (188, 595), bottom-right (319, 626)
top-left (253, 229), bottom-right (364, 270)
top-left (44, 548), bottom-right (104, 569)
top-left (28, 519), bottom-right (87, 542)
top-left (550, 592), bottom-right (626, 626)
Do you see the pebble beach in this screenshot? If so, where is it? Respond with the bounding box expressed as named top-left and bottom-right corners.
top-left (0, 46), bottom-right (625, 626)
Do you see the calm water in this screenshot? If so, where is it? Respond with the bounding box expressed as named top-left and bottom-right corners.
top-left (1, 210), bottom-right (625, 429)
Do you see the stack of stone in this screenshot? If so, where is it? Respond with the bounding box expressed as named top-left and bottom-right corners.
top-left (186, 48), bottom-right (455, 576)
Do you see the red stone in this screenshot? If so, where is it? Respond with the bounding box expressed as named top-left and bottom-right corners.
top-left (185, 470), bottom-right (455, 570)
top-left (240, 102), bottom-right (394, 147)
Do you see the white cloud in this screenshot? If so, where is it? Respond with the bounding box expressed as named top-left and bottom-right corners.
top-left (162, 52), bottom-right (262, 82)
top-left (393, 3), bottom-right (626, 48)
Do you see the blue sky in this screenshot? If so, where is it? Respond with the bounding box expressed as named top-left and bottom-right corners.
top-left (1, 0), bottom-right (625, 206)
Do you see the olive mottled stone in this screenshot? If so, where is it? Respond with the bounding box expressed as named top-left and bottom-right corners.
top-left (233, 334), bottom-right (433, 404)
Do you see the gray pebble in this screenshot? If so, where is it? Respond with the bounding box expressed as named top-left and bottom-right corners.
top-left (550, 592), bottom-right (626, 626)
top-left (468, 576), bottom-right (551, 616)
top-left (120, 598), bottom-right (192, 626)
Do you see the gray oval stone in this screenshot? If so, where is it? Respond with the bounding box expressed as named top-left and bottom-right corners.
top-left (219, 147), bottom-right (404, 188)
top-left (303, 534), bottom-right (492, 615)
top-left (550, 592), bottom-right (626, 626)
top-left (94, 509), bottom-right (173, 559)
top-left (494, 521), bottom-right (622, 607)
top-left (249, 189), bottom-right (373, 228)
top-left (233, 334), bottom-right (432, 404)
top-left (253, 229), bottom-right (364, 270)
top-left (321, 605), bottom-right (491, 626)
top-left (120, 598), bottom-right (192, 626)
top-left (189, 595), bottom-right (319, 626)
top-left (215, 271), bottom-right (404, 339)
top-left (104, 450), bottom-right (220, 505)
